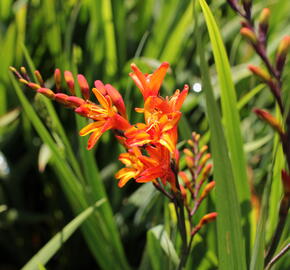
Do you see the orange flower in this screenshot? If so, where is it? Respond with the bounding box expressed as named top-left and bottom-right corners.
top-left (115, 147), bottom-right (145, 187)
top-left (124, 113), bottom-right (180, 153)
top-left (124, 83), bottom-right (189, 153)
top-left (76, 88), bottom-right (130, 149)
top-left (129, 62), bottom-right (170, 100)
top-left (115, 145), bottom-right (175, 188)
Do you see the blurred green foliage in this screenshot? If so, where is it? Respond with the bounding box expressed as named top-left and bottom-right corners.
top-left (0, 0), bottom-right (289, 269)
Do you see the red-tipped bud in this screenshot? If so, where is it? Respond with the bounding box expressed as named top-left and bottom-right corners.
top-left (259, 8), bottom-right (270, 27)
top-left (240, 27), bottom-right (257, 44)
top-left (64, 71), bottom-right (75, 95)
top-left (200, 145), bottom-right (209, 157)
top-left (198, 212), bottom-right (218, 227)
top-left (183, 148), bottom-right (194, 157)
top-left (277, 36), bottom-right (290, 58)
top-left (94, 80), bottom-right (107, 96)
top-left (10, 66), bottom-right (24, 80)
top-left (19, 79), bottom-right (29, 85)
top-left (54, 69), bottom-right (62, 92)
top-left (281, 170), bottom-right (290, 196)
top-left (187, 139), bottom-right (194, 148)
top-left (37, 88), bottom-right (55, 99)
top-left (200, 164), bottom-right (212, 182)
top-left (66, 96), bottom-right (85, 108)
top-left (199, 153), bottom-right (211, 169)
top-left (185, 156), bottom-right (195, 168)
top-left (77, 74), bottom-right (90, 100)
top-left (27, 82), bottom-right (41, 90)
top-left (34, 70), bottom-right (44, 86)
top-left (253, 108), bottom-right (284, 136)
top-left (192, 132), bottom-right (200, 142)
top-left (179, 171), bottom-right (191, 187)
top-left (54, 93), bottom-right (69, 105)
top-left (191, 212), bottom-right (217, 236)
top-left (248, 65), bottom-right (271, 82)
top-left (276, 36), bottom-right (290, 72)
top-left (105, 84), bottom-right (127, 119)
top-left (200, 181), bottom-right (216, 201)
top-left (258, 8), bottom-right (270, 44)
top-left (20, 66), bottom-right (28, 77)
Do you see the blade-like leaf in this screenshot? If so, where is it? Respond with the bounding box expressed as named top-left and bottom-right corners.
top-left (199, 0), bottom-right (251, 225)
top-left (22, 199), bottom-right (106, 270)
top-left (197, 23), bottom-right (247, 270)
top-left (147, 225), bottom-right (180, 270)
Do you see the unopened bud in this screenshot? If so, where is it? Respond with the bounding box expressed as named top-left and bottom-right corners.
top-left (9, 66), bottom-right (22, 80)
top-left (179, 171), bottom-right (191, 186)
top-left (259, 8), bottom-right (270, 26)
top-left (20, 66), bottom-right (28, 77)
top-left (253, 108), bottom-right (284, 136)
top-left (200, 145), bottom-right (208, 157)
top-left (185, 156), bottom-right (195, 168)
top-left (240, 27), bottom-right (257, 44)
top-left (64, 71), bottom-right (75, 95)
top-left (37, 88), bottom-right (55, 99)
top-left (105, 84), bottom-right (127, 119)
top-left (54, 93), bottom-right (69, 105)
top-left (200, 164), bottom-right (212, 181)
top-left (198, 212), bottom-right (218, 227)
top-left (77, 74), bottom-right (90, 100)
top-left (191, 212), bottom-right (217, 236)
top-left (276, 36), bottom-right (290, 72)
top-left (199, 153), bottom-right (211, 169)
top-left (67, 96), bottom-right (85, 108)
top-left (187, 139), bottom-right (194, 148)
top-left (34, 70), bottom-right (44, 86)
top-left (183, 148), bottom-right (194, 157)
top-left (27, 82), bottom-right (41, 90)
top-left (200, 181), bottom-right (216, 201)
top-left (258, 8), bottom-right (270, 43)
top-left (54, 69), bottom-right (62, 92)
top-left (19, 79), bottom-right (29, 85)
top-left (248, 65), bottom-right (271, 82)
top-left (94, 80), bottom-right (107, 96)
top-left (193, 132), bottom-right (200, 142)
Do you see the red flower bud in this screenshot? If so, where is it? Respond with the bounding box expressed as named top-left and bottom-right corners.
top-left (34, 70), bottom-right (44, 86)
top-left (253, 108), bottom-right (284, 136)
top-left (54, 69), bottom-right (62, 92)
top-left (37, 88), bottom-right (55, 99)
top-left (64, 71), bottom-right (75, 95)
top-left (77, 74), bottom-right (90, 100)
top-left (248, 65), bottom-right (271, 83)
top-left (240, 27), bottom-right (257, 44)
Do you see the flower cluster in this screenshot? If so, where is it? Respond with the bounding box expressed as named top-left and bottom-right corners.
top-left (10, 63), bottom-right (189, 190)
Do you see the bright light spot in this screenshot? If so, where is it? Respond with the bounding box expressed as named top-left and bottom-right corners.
top-left (0, 151), bottom-right (10, 178)
top-left (192, 83), bottom-right (202, 93)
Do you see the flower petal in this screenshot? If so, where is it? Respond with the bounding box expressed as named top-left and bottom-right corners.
top-left (87, 129), bottom-right (102, 150)
top-left (148, 62), bottom-right (169, 97)
top-left (92, 88), bottom-right (109, 110)
top-left (79, 121), bottom-right (104, 136)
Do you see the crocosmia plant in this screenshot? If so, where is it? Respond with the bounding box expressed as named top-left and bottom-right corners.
top-left (11, 62), bottom-right (217, 269)
top-left (4, 0), bottom-right (290, 270)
